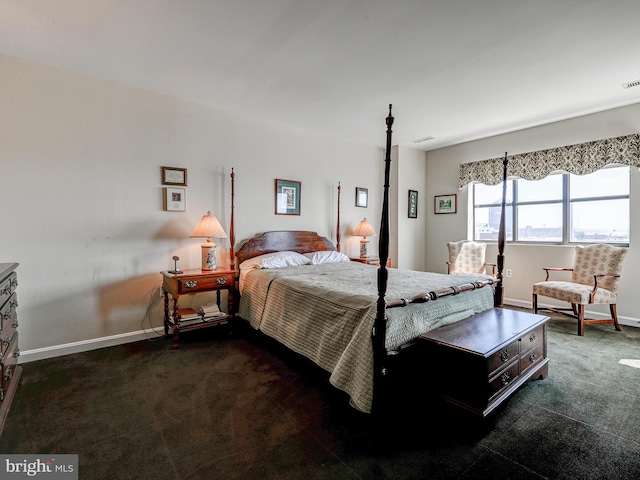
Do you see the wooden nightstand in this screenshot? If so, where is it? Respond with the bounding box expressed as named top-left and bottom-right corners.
top-left (161, 268), bottom-right (235, 348)
top-left (349, 256), bottom-right (392, 267)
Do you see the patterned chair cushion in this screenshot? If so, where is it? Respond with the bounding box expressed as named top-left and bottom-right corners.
top-left (447, 241), bottom-right (488, 274)
top-left (533, 244), bottom-right (627, 305)
top-left (532, 280), bottom-right (617, 305)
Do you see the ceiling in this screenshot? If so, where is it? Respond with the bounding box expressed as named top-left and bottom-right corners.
top-left (2, 0), bottom-right (640, 151)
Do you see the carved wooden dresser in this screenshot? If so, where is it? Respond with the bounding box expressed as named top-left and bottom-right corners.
top-left (0, 262), bottom-right (21, 436)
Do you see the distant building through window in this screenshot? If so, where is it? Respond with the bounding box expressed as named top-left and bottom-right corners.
top-left (472, 166), bottom-right (629, 245)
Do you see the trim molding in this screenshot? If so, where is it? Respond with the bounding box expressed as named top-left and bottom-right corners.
top-left (20, 301), bottom-right (639, 363)
top-left (20, 328), bottom-right (165, 364)
top-left (505, 297), bottom-right (640, 328)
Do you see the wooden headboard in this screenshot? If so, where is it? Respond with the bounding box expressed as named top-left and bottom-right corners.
top-left (235, 231), bottom-right (336, 266)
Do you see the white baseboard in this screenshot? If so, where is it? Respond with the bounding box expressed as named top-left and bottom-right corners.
top-left (504, 297), bottom-right (640, 328)
top-left (20, 300), bottom-right (639, 364)
top-left (20, 328), bottom-right (165, 364)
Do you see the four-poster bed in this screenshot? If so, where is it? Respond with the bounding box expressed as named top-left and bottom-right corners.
top-left (224, 106), bottom-right (547, 415)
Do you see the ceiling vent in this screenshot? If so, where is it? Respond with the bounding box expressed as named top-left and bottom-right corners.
top-left (412, 136), bottom-right (434, 143)
top-left (622, 79), bottom-right (640, 89)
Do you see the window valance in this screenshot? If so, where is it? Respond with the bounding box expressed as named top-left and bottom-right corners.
top-left (459, 133), bottom-right (640, 189)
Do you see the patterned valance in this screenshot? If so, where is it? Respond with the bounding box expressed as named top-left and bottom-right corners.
top-left (459, 133), bottom-right (640, 188)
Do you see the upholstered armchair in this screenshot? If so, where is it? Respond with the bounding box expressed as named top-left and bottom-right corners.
top-left (532, 244), bottom-right (628, 336)
top-left (446, 240), bottom-right (496, 277)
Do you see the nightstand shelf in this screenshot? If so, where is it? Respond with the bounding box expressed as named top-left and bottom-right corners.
top-left (161, 268), bottom-right (235, 348)
top-left (349, 256), bottom-right (392, 267)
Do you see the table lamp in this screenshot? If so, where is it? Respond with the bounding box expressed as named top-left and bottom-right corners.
top-left (190, 211), bottom-right (227, 270)
top-left (353, 218), bottom-right (376, 258)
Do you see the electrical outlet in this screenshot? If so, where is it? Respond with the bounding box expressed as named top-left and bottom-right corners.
top-left (506, 269), bottom-right (512, 278)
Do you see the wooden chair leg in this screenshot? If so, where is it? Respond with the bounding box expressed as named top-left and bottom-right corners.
top-left (532, 293), bottom-right (538, 314)
top-left (571, 303), bottom-right (579, 316)
top-left (577, 304), bottom-right (585, 336)
top-left (611, 304), bottom-right (622, 331)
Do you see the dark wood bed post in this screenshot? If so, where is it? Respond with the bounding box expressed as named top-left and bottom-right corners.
top-left (494, 154), bottom-right (508, 307)
top-left (371, 104), bottom-right (394, 415)
top-left (229, 168), bottom-right (236, 272)
top-left (336, 182), bottom-right (341, 252)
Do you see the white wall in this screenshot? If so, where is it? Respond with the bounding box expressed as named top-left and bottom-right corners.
top-left (395, 146), bottom-right (427, 270)
top-left (7, 50), bottom-right (637, 360)
top-left (0, 54), bottom-right (387, 358)
top-left (425, 103), bottom-right (640, 327)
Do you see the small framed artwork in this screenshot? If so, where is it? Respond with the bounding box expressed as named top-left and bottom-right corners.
top-left (161, 166), bottom-right (187, 186)
top-left (434, 194), bottom-right (457, 214)
top-left (275, 179), bottom-right (301, 215)
top-left (408, 190), bottom-right (418, 218)
top-left (355, 187), bottom-right (368, 208)
top-left (163, 187), bottom-right (186, 212)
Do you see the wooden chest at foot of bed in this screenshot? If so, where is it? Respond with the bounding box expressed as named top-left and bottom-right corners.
top-left (419, 308), bottom-right (549, 417)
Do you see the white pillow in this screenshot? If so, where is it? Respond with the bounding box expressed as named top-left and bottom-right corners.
top-left (239, 251), bottom-right (311, 270)
top-left (303, 250), bottom-right (350, 265)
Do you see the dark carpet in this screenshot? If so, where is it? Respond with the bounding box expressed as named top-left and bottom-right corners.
top-left (1, 309), bottom-right (640, 480)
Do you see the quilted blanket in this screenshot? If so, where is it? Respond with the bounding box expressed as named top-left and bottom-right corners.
top-left (238, 262), bottom-right (494, 413)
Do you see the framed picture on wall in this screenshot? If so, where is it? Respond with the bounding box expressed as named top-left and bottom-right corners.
top-left (434, 194), bottom-right (457, 214)
top-left (163, 187), bottom-right (186, 211)
top-left (408, 190), bottom-right (418, 218)
top-left (275, 179), bottom-right (301, 215)
top-left (355, 187), bottom-right (368, 207)
top-left (161, 166), bottom-right (187, 186)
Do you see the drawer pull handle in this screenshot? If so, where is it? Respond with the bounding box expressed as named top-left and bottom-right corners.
top-left (529, 352), bottom-right (536, 363)
top-left (500, 349), bottom-right (509, 362)
top-left (529, 332), bottom-right (536, 342)
top-left (501, 372), bottom-right (510, 385)
top-left (185, 281), bottom-right (197, 288)
top-left (216, 278), bottom-right (227, 285)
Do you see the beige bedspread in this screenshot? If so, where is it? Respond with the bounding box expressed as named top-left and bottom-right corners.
top-left (238, 262), bottom-right (494, 413)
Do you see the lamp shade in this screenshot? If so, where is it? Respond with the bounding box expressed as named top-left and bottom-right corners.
top-left (191, 211), bottom-right (227, 270)
top-left (353, 218), bottom-right (376, 259)
top-left (353, 218), bottom-right (376, 238)
top-left (190, 211), bottom-right (227, 241)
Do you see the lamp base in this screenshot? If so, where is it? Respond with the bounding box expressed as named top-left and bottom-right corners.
top-left (359, 239), bottom-right (370, 258)
top-left (201, 242), bottom-right (217, 270)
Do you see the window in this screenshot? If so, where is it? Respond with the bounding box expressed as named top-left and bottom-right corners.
top-left (472, 166), bottom-right (629, 245)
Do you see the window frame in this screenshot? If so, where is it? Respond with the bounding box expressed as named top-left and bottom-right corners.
top-left (472, 166), bottom-right (630, 246)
